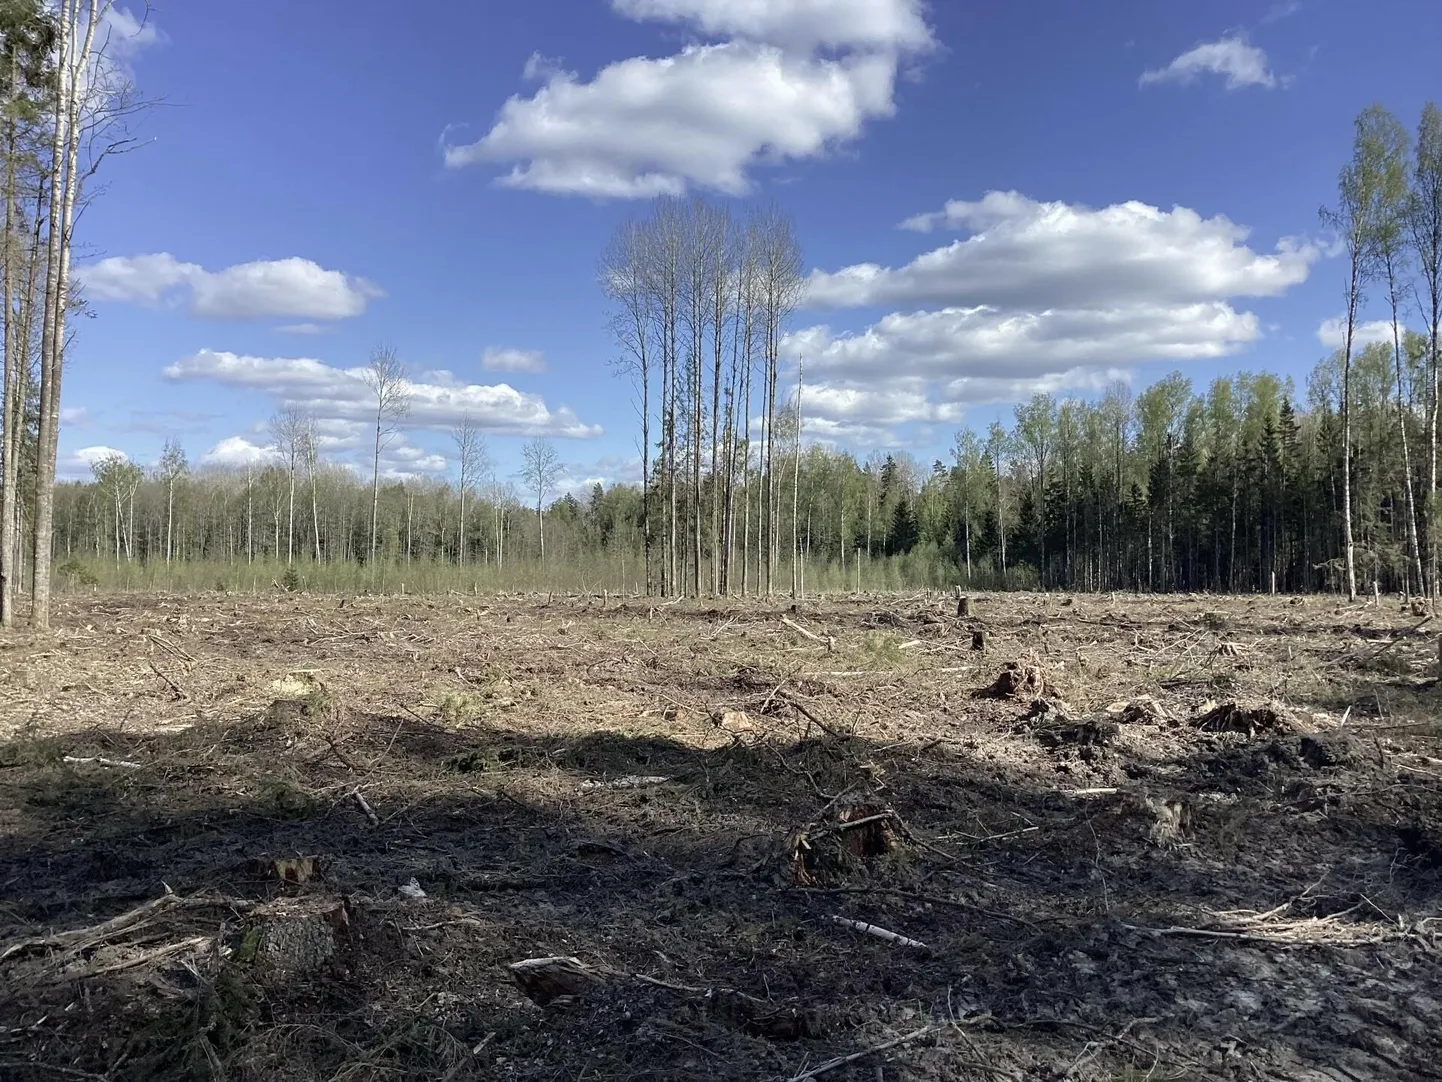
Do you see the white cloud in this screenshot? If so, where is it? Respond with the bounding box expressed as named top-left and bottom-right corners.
top-left (794, 190), bottom-right (1315, 437)
top-left (445, 0), bottom-right (932, 198)
top-left (481, 347), bottom-right (548, 374)
top-left (1140, 34), bottom-right (1278, 91)
top-left (60, 406), bottom-right (93, 426)
top-left (790, 303), bottom-right (1256, 380)
top-left (522, 51), bottom-right (568, 81)
top-left (445, 44), bottom-right (899, 197)
top-left (785, 304), bottom-right (1251, 438)
top-left (821, 191), bottom-right (1317, 309)
top-left (801, 380), bottom-right (962, 425)
top-left (80, 252), bottom-right (192, 304)
top-left (99, 6), bottom-right (165, 57)
top-left (611, 0), bottom-right (933, 51)
top-left (81, 6), bottom-right (165, 103)
top-left (77, 254), bottom-right (382, 321)
top-left (201, 436), bottom-right (279, 469)
top-left (59, 445), bottom-right (127, 478)
top-left (164, 350), bottom-right (602, 439)
top-left (275, 322), bottom-right (334, 336)
top-left (1316, 317), bottom-right (1394, 350)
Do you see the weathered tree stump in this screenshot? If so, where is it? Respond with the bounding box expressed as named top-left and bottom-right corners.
top-left (508, 956), bottom-right (602, 1005)
top-left (971, 629), bottom-right (986, 651)
top-left (956, 590), bottom-right (971, 618)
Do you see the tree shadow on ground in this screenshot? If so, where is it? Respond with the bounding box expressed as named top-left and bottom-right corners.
top-left (1, 699), bottom-right (1439, 1082)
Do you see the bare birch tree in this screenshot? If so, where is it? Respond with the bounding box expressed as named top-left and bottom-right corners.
top-left (269, 408), bottom-right (306, 565)
top-left (360, 344), bottom-right (410, 561)
top-left (601, 218), bottom-right (655, 592)
top-left (158, 437), bottom-right (186, 565)
top-left (519, 436), bottom-right (562, 562)
top-left (299, 411), bottom-right (322, 561)
top-left (451, 416), bottom-right (489, 565)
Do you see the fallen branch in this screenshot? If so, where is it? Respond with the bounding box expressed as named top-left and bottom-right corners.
top-left (826, 915), bottom-right (928, 950)
top-left (147, 660), bottom-right (190, 701)
top-left (781, 615), bottom-right (836, 652)
top-left (63, 755), bottom-right (141, 769)
top-left (784, 1025), bottom-right (939, 1082)
top-left (579, 775), bottom-right (671, 791)
top-left (64, 935), bottom-right (214, 981)
top-left (352, 787), bottom-right (380, 826)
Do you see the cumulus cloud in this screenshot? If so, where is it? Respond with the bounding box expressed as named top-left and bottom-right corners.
top-left (163, 350), bottom-right (602, 439)
top-left (59, 445), bottom-right (127, 478)
top-left (611, 0), bottom-right (933, 51)
top-left (481, 347), bottom-right (548, 374)
top-left (785, 190), bottom-right (1318, 441)
top-left (444, 0), bottom-right (931, 197)
top-left (1140, 34), bottom-right (1278, 91)
top-left (77, 254), bottom-right (383, 321)
top-left (821, 191), bottom-right (1318, 309)
top-left (201, 436), bottom-right (279, 469)
top-left (789, 303), bottom-right (1256, 381)
top-left (1316, 317), bottom-right (1395, 350)
top-left (446, 45), bottom-right (899, 197)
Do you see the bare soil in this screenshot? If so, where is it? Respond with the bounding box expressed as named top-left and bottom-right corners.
top-left (2, 589), bottom-right (1441, 1082)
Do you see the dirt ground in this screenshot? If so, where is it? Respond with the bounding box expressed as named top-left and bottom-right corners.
top-left (2, 588), bottom-right (1441, 1082)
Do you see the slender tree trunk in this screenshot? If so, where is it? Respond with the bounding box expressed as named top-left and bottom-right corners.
top-left (790, 355), bottom-right (802, 598)
top-left (29, 4), bottom-right (74, 628)
top-left (0, 49), bottom-right (19, 627)
top-left (369, 411), bottom-right (382, 562)
top-left (309, 456), bottom-right (321, 562)
top-left (1388, 275), bottom-right (1425, 592)
top-left (286, 463), bottom-right (296, 564)
top-left (1341, 267), bottom-right (1360, 601)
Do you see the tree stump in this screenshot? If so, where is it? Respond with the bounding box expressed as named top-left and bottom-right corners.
top-left (956, 590), bottom-right (971, 618)
top-left (971, 629), bottom-right (986, 652)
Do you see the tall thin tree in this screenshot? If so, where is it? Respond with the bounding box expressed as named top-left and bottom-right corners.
top-left (451, 416), bottom-right (489, 566)
top-left (360, 344), bottom-right (410, 562)
top-left (519, 436), bottom-right (562, 562)
top-left (1321, 107), bottom-right (1394, 601)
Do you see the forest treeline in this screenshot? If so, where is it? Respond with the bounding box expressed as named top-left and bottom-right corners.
top-left (45, 329), bottom-right (1442, 597)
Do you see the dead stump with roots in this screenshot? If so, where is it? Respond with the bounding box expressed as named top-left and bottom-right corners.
top-left (787, 798), bottom-right (907, 887)
top-left (975, 656), bottom-right (1053, 700)
top-left (1192, 701), bottom-right (1300, 739)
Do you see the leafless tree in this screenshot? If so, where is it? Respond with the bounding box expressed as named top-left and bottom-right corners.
top-left (451, 416), bottom-right (490, 565)
top-left (754, 205), bottom-right (804, 596)
top-left (158, 437), bottom-right (187, 565)
top-left (360, 344), bottom-right (410, 561)
top-left (298, 411), bottom-right (322, 561)
top-left (269, 407), bottom-right (307, 565)
top-left (519, 436), bottom-right (563, 562)
top-left (601, 218), bottom-right (655, 592)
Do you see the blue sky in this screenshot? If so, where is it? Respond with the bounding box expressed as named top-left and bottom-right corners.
top-left (62, 0), bottom-right (1442, 487)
